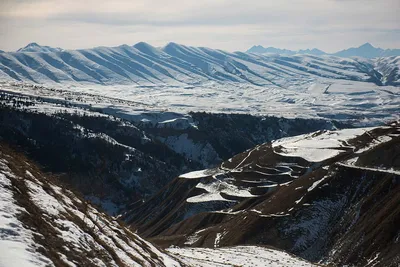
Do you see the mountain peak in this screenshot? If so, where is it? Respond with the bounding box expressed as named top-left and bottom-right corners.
top-left (17, 42), bottom-right (41, 51)
top-left (133, 42), bottom-right (161, 55)
top-left (26, 42), bottom-right (40, 47)
top-left (247, 45), bottom-right (268, 53)
top-left (133, 41), bottom-right (156, 50)
top-left (359, 42), bottom-right (374, 49)
top-left (134, 41), bottom-right (152, 47)
top-left (17, 42), bottom-right (63, 53)
top-left (250, 45), bottom-right (264, 49)
top-left (247, 45), bottom-right (295, 55)
top-left (248, 46), bottom-right (327, 56)
top-left (333, 42), bottom-right (385, 58)
top-left (298, 48), bottom-right (327, 56)
top-left (165, 41), bottom-right (181, 48)
top-left (163, 42), bottom-right (186, 53)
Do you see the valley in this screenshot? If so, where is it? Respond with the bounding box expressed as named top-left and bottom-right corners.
top-left (0, 42), bottom-right (399, 267)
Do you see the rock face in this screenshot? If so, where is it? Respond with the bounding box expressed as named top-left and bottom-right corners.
top-left (125, 123), bottom-right (400, 267)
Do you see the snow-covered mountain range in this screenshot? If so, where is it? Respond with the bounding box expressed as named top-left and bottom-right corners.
top-left (248, 43), bottom-right (400, 59)
top-left (0, 42), bottom-right (399, 125)
top-left (0, 42), bottom-right (399, 87)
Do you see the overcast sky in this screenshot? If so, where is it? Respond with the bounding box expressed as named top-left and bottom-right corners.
top-left (0, 0), bottom-right (399, 52)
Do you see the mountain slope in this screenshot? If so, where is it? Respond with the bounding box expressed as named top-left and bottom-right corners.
top-left (125, 123), bottom-right (400, 266)
top-left (375, 56), bottom-right (400, 86)
top-left (0, 143), bottom-right (319, 266)
top-left (0, 143), bottom-right (182, 267)
top-left (0, 42), bottom-right (397, 86)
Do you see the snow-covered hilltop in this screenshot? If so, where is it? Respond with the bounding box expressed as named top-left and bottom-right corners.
top-left (16, 42), bottom-right (64, 53)
top-left (0, 42), bottom-right (399, 87)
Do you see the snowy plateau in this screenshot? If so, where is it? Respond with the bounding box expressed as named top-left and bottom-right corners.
top-left (0, 42), bottom-right (399, 125)
top-left (0, 42), bottom-right (399, 267)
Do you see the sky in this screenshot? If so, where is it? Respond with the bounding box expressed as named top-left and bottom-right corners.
top-left (0, 0), bottom-right (399, 52)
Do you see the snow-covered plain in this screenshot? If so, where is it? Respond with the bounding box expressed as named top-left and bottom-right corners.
top-left (272, 127), bottom-right (374, 162)
top-left (1, 79), bottom-right (399, 127)
top-left (179, 169), bottom-right (224, 179)
top-left (272, 126), bottom-right (399, 164)
top-left (187, 179), bottom-right (255, 203)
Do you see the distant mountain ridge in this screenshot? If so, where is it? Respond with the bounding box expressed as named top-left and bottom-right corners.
top-left (334, 43), bottom-right (400, 58)
top-left (298, 48), bottom-right (326, 56)
top-left (10, 42), bottom-right (400, 59)
top-left (1, 41), bottom-right (399, 86)
top-left (248, 45), bottom-right (327, 56)
top-left (247, 42), bottom-right (400, 58)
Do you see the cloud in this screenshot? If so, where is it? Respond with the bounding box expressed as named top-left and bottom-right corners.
top-left (0, 0), bottom-right (399, 52)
